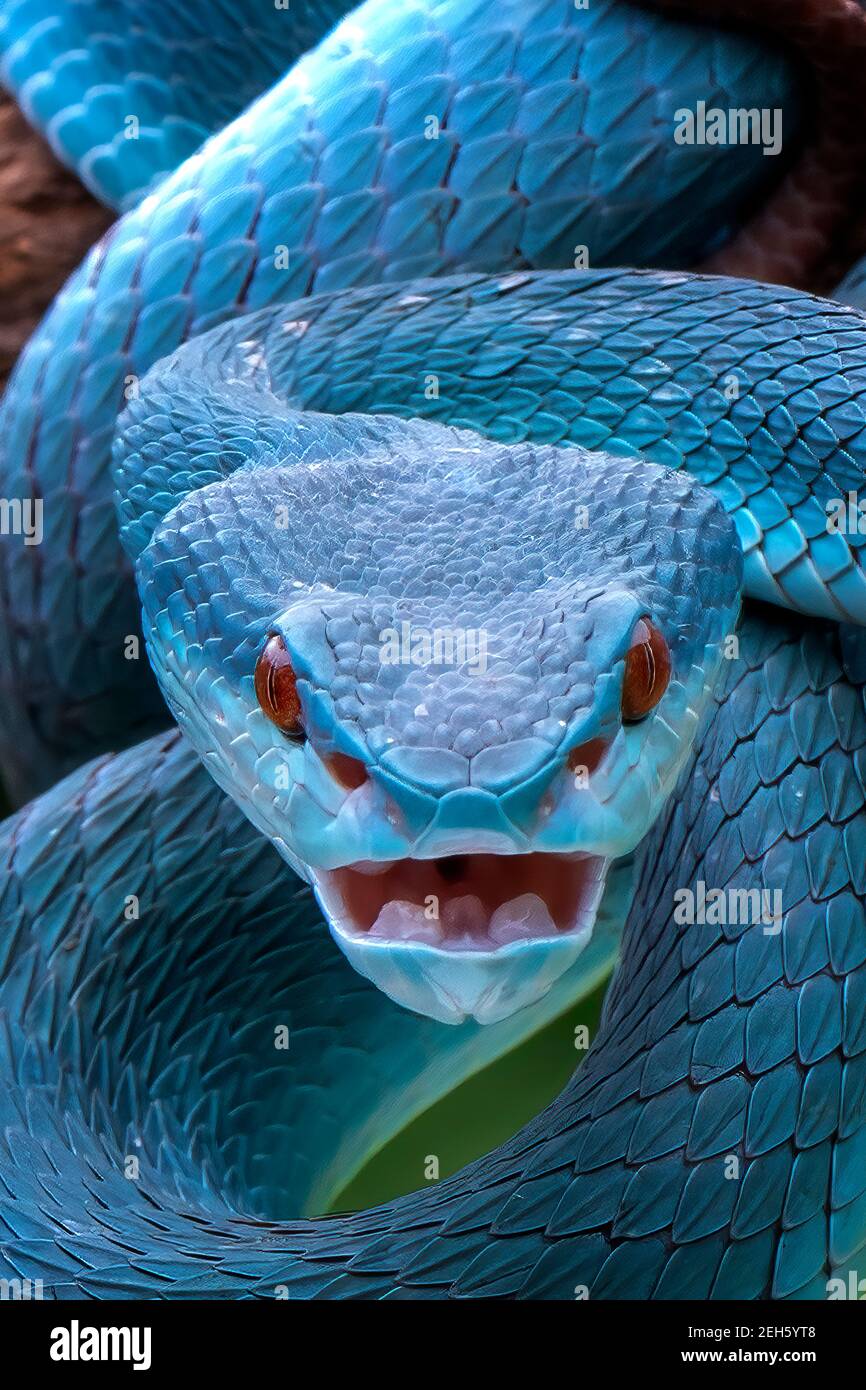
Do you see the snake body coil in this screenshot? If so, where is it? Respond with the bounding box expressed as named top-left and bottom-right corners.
top-left (1, 0), bottom-right (866, 1301)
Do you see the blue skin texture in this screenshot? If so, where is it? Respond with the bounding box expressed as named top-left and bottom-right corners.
top-left (0, 0), bottom-right (799, 797)
top-left (133, 405), bottom-right (741, 1022)
top-left (0, 0), bottom-right (865, 1301)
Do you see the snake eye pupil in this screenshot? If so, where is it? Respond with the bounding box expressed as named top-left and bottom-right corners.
top-left (255, 634), bottom-right (304, 739)
top-left (621, 617), bottom-right (671, 723)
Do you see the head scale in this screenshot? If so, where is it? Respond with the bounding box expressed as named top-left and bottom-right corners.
top-left (137, 415), bottom-right (742, 1023)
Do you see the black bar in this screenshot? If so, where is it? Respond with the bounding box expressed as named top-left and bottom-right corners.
top-left (5, 1297), bottom-right (860, 1376)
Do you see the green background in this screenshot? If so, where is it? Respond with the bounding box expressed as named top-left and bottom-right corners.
top-left (331, 976), bottom-right (609, 1211)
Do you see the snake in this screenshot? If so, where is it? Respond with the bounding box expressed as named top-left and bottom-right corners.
top-left (1, 0), bottom-right (866, 1301)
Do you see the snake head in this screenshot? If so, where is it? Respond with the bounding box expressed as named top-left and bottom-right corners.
top-left (137, 421), bottom-right (741, 1024)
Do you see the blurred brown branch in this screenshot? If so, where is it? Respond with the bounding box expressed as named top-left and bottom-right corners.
top-left (0, 92), bottom-right (112, 389)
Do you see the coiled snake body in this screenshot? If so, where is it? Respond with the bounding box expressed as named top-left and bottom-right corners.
top-left (1, 0), bottom-right (866, 1299)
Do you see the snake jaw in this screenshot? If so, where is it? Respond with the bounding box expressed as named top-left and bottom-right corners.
top-left (310, 851), bottom-right (609, 1024)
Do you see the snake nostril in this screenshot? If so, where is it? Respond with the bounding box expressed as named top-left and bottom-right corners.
top-left (324, 752), bottom-right (368, 792)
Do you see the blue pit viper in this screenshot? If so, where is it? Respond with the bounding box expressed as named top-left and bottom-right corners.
top-left (1, 0), bottom-right (866, 1300)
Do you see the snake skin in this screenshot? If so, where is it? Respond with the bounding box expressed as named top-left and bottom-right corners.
top-left (0, 0), bottom-right (353, 208)
top-left (1, 608), bottom-right (864, 1297)
top-left (2, 0), bottom-right (866, 1302)
top-left (0, 0), bottom-right (798, 800)
top-left (116, 269), bottom-right (866, 626)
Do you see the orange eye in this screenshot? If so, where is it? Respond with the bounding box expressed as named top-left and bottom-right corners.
top-left (621, 618), bottom-right (670, 723)
top-left (255, 634), bottom-right (304, 738)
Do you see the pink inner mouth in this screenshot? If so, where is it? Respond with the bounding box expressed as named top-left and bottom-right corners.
top-left (317, 852), bottom-right (608, 952)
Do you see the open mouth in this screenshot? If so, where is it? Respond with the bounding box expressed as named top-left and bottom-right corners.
top-left (314, 852), bottom-right (609, 953)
